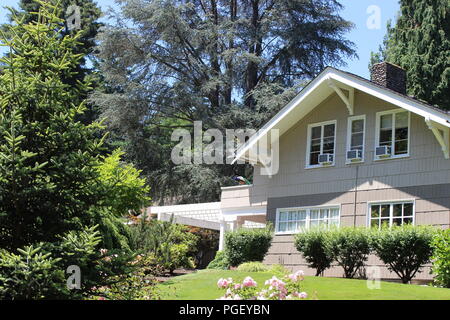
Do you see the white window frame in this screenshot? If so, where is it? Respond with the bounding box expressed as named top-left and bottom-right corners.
top-left (346, 115), bottom-right (366, 164)
top-left (275, 205), bottom-right (341, 235)
top-left (305, 120), bottom-right (337, 169)
top-left (366, 199), bottom-right (416, 229)
top-left (374, 109), bottom-right (411, 161)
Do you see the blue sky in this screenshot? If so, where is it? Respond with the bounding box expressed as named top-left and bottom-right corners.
top-left (0, 0), bottom-right (400, 78)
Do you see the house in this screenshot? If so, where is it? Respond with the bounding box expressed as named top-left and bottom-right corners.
top-left (150, 62), bottom-right (450, 280)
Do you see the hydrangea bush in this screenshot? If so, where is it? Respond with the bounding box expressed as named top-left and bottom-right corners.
top-left (216, 271), bottom-right (308, 300)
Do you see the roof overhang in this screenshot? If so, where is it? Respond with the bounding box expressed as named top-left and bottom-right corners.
top-left (233, 67), bottom-right (450, 163)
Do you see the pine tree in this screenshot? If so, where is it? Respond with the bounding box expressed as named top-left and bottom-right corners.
top-left (371, 0), bottom-right (450, 109)
top-left (0, 0), bottom-right (106, 251)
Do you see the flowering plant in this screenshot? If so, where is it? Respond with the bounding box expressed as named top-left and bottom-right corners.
top-left (217, 270), bottom-right (308, 300)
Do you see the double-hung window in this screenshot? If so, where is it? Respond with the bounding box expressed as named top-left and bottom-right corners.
top-left (375, 110), bottom-right (410, 159)
top-left (369, 201), bottom-right (414, 229)
top-left (307, 121), bottom-right (336, 167)
top-left (276, 206), bottom-right (340, 234)
top-left (346, 115), bottom-right (365, 162)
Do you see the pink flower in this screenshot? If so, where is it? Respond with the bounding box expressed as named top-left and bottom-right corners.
top-left (234, 283), bottom-right (242, 290)
top-left (217, 278), bottom-right (232, 289)
top-left (299, 292), bottom-right (308, 299)
top-left (288, 270), bottom-right (305, 282)
top-left (242, 276), bottom-right (257, 288)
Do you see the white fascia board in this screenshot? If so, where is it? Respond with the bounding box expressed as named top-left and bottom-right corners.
top-left (221, 205), bottom-right (267, 216)
top-left (150, 202), bottom-right (221, 214)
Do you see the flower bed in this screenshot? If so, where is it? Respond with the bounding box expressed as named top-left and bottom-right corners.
top-left (216, 270), bottom-right (308, 300)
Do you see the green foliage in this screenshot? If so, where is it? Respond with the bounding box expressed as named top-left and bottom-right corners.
top-left (236, 262), bottom-right (270, 273)
top-left (327, 227), bottom-right (372, 279)
top-left (3, 0), bottom-right (104, 123)
top-left (225, 227), bottom-right (273, 267)
top-left (93, 0), bottom-right (356, 203)
top-left (0, 1), bottom-right (151, 299)
top-left (0, 226), bottom-right (137, 299)
top-left (129, 217), bottom-right (199, 273)
top-left (431, 229), bottom-right (450, 288)
top-left (0, 244), bottom-right (64, 300)
top-left (0, 0), bottom-right (104, 250)
top-left (207, 250), bottom-right (229, 270)
top-left (294, 228), bottom-right (334, 276)
top-left (96, 149), bottom-right (151, 216)
top-left (372, 225), bottom-right (436, 284)
top-left (371, 0), bottom-right (450, 110)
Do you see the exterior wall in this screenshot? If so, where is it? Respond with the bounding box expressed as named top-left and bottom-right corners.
top-left (253, 90), bottom-right (450, 280)
top-left (253, 91), bottom-right (450, 200)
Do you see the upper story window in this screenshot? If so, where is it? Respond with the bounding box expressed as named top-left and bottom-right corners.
top-left (375, 109), bottom-right (410, 160)
top-left (276, 206), bottom-right (340, 234)
top-left (369, 201), bottom-right (414, 229)
top-left (306, 120), bottom-right (336, 168)
top-left (346, 115), bottom-right (365, 163)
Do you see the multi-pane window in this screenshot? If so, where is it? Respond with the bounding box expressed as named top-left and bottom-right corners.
top-left (347, 115), bottom-right (365, 161)
top-left (377, 110), bottom-right (410, 157)
top-left (277, 207), bottom-right (340, 234)
top-left (308, 121), bottom-right (336, 166)
top-left (369, 202), bottom-right (414, 229)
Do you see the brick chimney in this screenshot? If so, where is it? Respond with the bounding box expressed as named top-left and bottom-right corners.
top-left (371, 62), bottom-right (407, 95)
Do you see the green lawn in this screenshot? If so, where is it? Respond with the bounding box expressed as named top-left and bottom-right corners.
top-left (158, 270), bottom-right (450, 300)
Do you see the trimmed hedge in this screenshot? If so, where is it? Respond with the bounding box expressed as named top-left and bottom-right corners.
top-left (431, 229), bottom-right (450, 288)
top-left (327, 227), bottom-right (372, 279)
top-left (372, 225), bottom-right (435, 284)
top-left (225, 227), bottom-right (273, 267)
top-left (294, 228), bottom-right (333, 276)
top-left (294, 225), bottom-right (437, 282)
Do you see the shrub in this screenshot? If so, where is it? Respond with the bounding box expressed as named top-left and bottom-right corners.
top-left (327, 227), bottom-right (372, 279)
top-left (431, 229), bottom-right (450, 288)
top-left (294, 228), bottom-right (334, 276)
top-left (225, 227), bottom-right (273, 267)
top-left (373, 225), bottom-right (436, 284)
top-left (237, 262), bottom-right (270, 272)
top-left (207, 251), bottom-right (229, 270)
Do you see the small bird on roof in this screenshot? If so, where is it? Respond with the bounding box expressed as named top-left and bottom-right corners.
top-left (232, 175), bottom-right (251, 185)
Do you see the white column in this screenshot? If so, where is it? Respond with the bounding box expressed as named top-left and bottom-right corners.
top-left (219, 220), bottom-right (226, 251)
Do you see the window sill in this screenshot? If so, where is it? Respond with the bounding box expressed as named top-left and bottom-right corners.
top-left (373, 154), bottom-right (410, 162)
top-left (345, 159), bottom-right (364, 165)
top-left (305, 163), bottom-right (335, 170)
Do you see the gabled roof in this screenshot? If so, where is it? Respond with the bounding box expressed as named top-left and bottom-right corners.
top-left (233, 67), bottom-right (450, 163)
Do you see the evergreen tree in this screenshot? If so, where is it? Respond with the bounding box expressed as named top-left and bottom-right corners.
top-left (0, 0), bottom-right (111, 251)
top-left (93, 0), bottom-right (356, 204)
top-left (3, 0), bottom-right (104, 122)
top-left (370, 0), bottom-right (450, 109)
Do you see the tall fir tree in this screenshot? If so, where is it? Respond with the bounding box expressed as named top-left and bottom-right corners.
top-left (0, 0), bottom-right (106, 251)
top-left (370, 0), bottom-right (450, 110)
top-left (93, 0), bottom-right (356, 204)
top-left (3, 0), bottom-right (103, 122)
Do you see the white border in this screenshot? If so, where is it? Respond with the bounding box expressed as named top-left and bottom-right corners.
top-left (374, 108), bottom-right (411, 161)
top-left (305, 120), bottom-right (337, 169)
top-left (275, 204), bottom-right (341, 235)
top-left (346, 114), bottom-right (366, 164)
top-left (366, 199), bottom-right (416, 228)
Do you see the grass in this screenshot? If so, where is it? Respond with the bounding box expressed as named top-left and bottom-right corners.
top-left (158, 270), bottom-right (450, 300)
